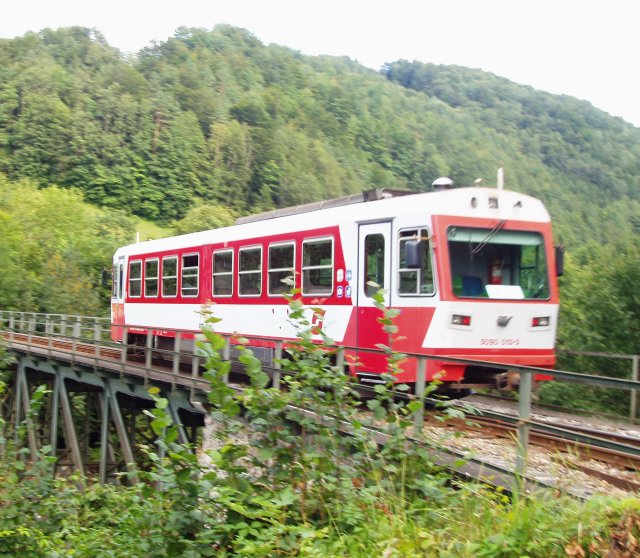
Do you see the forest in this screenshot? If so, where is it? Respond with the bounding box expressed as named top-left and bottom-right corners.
top-left (0, 24), bottom-right (638, 370)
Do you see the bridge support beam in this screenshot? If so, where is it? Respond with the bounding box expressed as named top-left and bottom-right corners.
top-left (3, 353), bottom-right (205, 484)
top-left (15, 363), bottom-right (38, 459)
top-left (49, 374), bottom-right (60, 475)
top-left (107, 382), bottom-right (137, 481)
top-left (59, 375), bottom-right (84, 475)
top-left (98, 392), bottom-right (111, 485)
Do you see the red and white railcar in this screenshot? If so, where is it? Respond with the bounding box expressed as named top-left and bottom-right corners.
top-left (111, 180), bottom-right (561, 390)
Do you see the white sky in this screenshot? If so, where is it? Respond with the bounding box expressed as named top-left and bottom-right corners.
top-left (1, 0), bottom-right (639, 127)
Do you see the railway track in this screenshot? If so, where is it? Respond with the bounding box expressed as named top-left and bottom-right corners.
top-left (438, 396), bottom-right (640, 493)
top-left (4, 332), bottom-right (122, 360)
top-left (461, 413), bottom-right (640, 466)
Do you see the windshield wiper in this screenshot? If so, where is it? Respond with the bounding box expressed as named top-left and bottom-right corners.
top-left (471, 220), bottom-right (506, 255)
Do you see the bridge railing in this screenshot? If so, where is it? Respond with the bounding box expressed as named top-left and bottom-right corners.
top-left (1, 310), bottom-right (640, 482)
top-left (557, 348), bottom-right (639, 421)
top-left (0, 310), bottom-right (112, 343)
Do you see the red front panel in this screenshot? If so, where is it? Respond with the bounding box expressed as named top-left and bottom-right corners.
top-left (111, 302), bottom-right (125, 341)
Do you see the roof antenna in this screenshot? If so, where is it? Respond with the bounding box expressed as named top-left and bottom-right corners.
top-left (497, 167), bottom-right (504, 190)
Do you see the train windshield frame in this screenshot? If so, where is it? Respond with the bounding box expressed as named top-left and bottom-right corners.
top-left (447, 225), bottom-right (550, 300)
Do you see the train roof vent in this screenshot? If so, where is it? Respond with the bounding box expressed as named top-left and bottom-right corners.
top-left (235, 188), bottom-right (416, 225)
top-left (432, 177), bottom-right (454, 190)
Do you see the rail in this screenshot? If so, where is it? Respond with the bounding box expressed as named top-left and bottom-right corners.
top-left (1, 310), bottom-right (640, 481)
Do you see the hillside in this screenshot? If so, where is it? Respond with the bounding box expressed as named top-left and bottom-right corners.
top-left (383, 61), bottom-right (640, 243)
top-left (0, 25), bottom-right (638, 248)
top-left (0, 25), bottom-right (639, 360)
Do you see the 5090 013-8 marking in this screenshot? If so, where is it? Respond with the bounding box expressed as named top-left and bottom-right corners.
top-left (480, 338), bottom-right (521, 346)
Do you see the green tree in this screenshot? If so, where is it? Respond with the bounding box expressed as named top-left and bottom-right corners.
top-left (0, 175), bottom-right (133, 314)
top-left (171, 203), bottom-right (236, 235)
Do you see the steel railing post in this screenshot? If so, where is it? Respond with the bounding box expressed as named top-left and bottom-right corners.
top-left (94, 319), bottom-right (101, 363)
top-left (120, 327), bottom-right (128, 376)
top-left (172, 332), bottom-right (181, 391)
top-left (27, 313), bottom-right (33, 345)
top-left (145, 330), bottom-right (153, 379)
top-left (191, 337), bottom-right (201, 399)
top-left (71, 317), bottom-right (79, 361)
top-left (631, 355), bottom-right (639, 421)
top-left (336, 346), bottom-right (345, 373)
top-left (222, 336), bottom-right (231, 384)
top-left (273, 341), bottom-right (283, 390)
top-left (47, 319), bottom-right (53, 357)
top-left (516, 369), bottom-right (533, 481)
top-left (413, 357), bottom-right (427, 434)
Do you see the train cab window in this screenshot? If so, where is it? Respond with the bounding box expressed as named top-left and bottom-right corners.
top-left (181, 254), bottom-right (199, 297)
top-left (447, 226), bottom-right (550, 299)
top-left (213, 250), bottom-right (234, 297)
top-left (128, 261), bottom-right (142, 298)
top-left (111, 265), bottom-right (117, 298)
top-left (117, 263), bottom-right (124, 299)
top-left (239, 247), bottom-right (262, 296)
top-left (162, 256), bottom-right (178, 297)
top-left (302, 238), bottom-right (333, 295)
top-left (144, 259), bottom-right (159, 297)
top-left (364, 234), bottom-right (385, 297)
top-left (268, 242), bottom-right (295, 295)
top-left (398, 228), bottom-right (434, 296)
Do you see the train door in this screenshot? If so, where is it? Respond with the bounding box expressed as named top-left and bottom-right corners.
top-left (111, 256), bottom-right (125, 340)
top-left (355, 222), bottom-right (392, 382)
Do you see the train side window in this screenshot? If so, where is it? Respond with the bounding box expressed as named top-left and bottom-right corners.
top-left (213, 250), bottom-right (234, 297)
top-left (128, 260), bottom-right (142, 298)
top-left (364, 234), bottom-right (385, 297)
top-left (268, 242), bottom-right (295, 295)
top-left (398, 228), bottom-right (434, 296)
top-left (181, 254), bottom-right (199, 297)
top-left (239, 246), bottom-right (262, 296)
top-left (302, 237), bottom-right (333, 295)
top-left (145, 259), bottom-right (159, 297)
top-left (162, 256), bottom-right (178, 297)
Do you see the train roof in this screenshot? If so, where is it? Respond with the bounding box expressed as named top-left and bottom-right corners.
top-left (115, 186), bottom-right (551, 257)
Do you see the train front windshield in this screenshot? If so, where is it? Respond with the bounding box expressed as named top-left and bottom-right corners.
top-left (447, 226), bottom-right (550, 300)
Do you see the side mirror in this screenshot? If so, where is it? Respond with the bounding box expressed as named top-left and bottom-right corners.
top-left (102, 269), bottom-right (112, 288)
top-left (405, 240), bottom-right (423, 269)
top-left (555, 245), bottom-right (565, 277)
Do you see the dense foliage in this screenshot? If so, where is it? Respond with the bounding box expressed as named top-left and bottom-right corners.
top-left (0, 26), bottom-right (638, 243)
top-left (0, 174), bottom-right (134, 314)
top-left (540, 239), bottom-right (640, 411)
